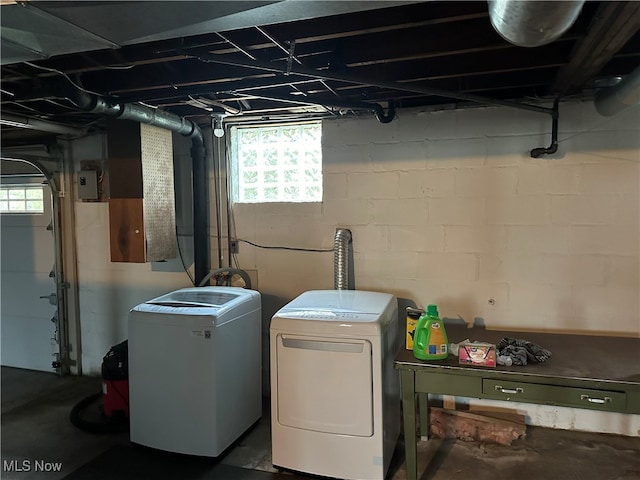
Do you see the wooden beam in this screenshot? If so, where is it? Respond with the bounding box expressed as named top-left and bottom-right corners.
top-left (552, 1), bottom-right (640, 95)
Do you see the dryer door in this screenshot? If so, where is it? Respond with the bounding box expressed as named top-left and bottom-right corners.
top-left (275, 334), bottom-right (373, 436)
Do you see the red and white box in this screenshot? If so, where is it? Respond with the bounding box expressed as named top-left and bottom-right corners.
top-left (458, 342), bottom-right (496, 367)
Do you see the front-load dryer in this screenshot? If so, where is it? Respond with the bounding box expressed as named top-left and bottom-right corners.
top-left (270, 289), bottom-right (400, 480)
top-left (128, 286), bottom-right (261, 457)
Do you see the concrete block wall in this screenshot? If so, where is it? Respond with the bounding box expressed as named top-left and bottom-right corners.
top-left (235, 100), bottom-right (639, 337)
top-left (233, 101), bottom-right (639, 435)
top-left (61, 101), bottom-right (638, 434)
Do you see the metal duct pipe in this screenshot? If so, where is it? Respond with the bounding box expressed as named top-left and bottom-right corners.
top-left (488, 0), bottom-right (585, 47)
top-left (65, 88), bottom-right (210, 285)
top-left (334, 228), bottom-right (354, 290)
top-left (70, 92), bottom-right (203, 143)
top-left (594, 65), bottom-right (640, 117)
top-left (118, 105), bottom-right (202, 140)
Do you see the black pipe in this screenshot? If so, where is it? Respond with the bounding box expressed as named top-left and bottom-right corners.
top-left (530, 98), bottom-right (559, 158)
top-left (191, 137), bottom-right (210, 285)
top-left (374, 100), bottom-right (396, 124)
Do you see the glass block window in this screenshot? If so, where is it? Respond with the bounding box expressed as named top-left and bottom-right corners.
top-left (0, 185), bottom-right (45, 213)
top-left (230, 121), bottom-right (322, 203)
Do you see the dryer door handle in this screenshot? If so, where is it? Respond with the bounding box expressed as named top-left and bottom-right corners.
top-left (281, 336), bottom-right (366, 353)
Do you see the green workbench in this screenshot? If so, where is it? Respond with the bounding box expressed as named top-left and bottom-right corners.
top-left (394, 324), bottom-right (640, 480)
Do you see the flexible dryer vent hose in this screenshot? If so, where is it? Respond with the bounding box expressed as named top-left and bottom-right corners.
top-left (334, 228), bottom-right (353, 290)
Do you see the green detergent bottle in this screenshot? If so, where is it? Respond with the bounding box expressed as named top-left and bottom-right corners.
top-left (412, 304), bottom-right (449, 360)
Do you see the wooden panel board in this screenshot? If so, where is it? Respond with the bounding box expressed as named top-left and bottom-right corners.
top-left (109, 198), bottom-right (145, 263)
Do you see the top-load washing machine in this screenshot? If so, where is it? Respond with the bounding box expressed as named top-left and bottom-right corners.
top-left (270, 289), bottom-right (400, 480)
top-left (128, 286), bottom-right (261, 457)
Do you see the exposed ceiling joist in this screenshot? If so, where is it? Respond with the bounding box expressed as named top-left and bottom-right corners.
top-left (552, 1), bottom-right (640, 95)
top-left (1, 1), bottom-right (639, 143)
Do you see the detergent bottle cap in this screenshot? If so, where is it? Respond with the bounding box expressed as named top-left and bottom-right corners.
top-left (426, 304), bottom-right (439, 317)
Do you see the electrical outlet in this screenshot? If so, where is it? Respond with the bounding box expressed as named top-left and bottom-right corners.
top-left (230, 240), bottom-right (239, 254)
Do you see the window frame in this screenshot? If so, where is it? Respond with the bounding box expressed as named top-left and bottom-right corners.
top-left (229, 120), bottom-right (323, 204)
top-left (0, 181), bottom-right (46, 214)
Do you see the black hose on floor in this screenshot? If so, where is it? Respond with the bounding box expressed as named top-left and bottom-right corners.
top-left (69, 391), bottom-right (129, 434)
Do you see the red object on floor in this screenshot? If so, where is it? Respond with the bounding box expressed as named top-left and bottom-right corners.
top-left (102, 380), bottom-right (129, 418)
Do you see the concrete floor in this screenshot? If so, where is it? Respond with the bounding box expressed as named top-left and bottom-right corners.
top-left (2, 366), bottom-right (640, 480)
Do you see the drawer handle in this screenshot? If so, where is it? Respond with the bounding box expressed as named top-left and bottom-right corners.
top-left (495, 385), bottom-right (523, 394)
top-left (580, 394), bottom-right (612, 404)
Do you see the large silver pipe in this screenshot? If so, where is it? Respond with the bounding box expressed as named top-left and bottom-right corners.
top-left (594, 65), bottom-right (640, 117)
top-left (488, 0), bottom-right (585, 47)
top-left (333, 228), bottom-right (353, 290)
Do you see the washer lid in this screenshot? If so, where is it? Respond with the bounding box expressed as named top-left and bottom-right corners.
top-left (147, 288), bottom-right (241, 308)
top-left (132, 286), bottom-right (259, 320)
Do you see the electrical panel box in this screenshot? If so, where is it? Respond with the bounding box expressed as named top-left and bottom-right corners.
top-left (78, 170), bottom-right (98, 200)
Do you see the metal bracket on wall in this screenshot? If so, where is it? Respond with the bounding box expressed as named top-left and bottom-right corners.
top-left (530, 98), bottom-right (560, 158)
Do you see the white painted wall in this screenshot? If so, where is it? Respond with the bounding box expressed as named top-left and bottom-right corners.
top-left (70, 133), bottom-right (193, 375)
top-left (232, 100), bottom-right (640, 435)
top-left (74, 202), bottom-right (192, 373)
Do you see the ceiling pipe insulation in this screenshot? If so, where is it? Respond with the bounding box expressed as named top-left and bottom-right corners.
top-left (61, 88), bottom-right (211, 286)
top-left (488, 0), bottom-right (586, 48)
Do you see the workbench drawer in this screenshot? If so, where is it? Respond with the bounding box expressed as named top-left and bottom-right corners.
top-left (482, 379), bottom-right (627, 412)
top-left (415, 372), bottom-right (482, 397)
